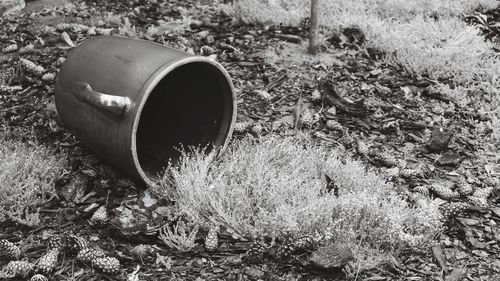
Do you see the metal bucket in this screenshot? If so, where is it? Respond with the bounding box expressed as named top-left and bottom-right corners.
top-left (55, 36), bottom-right (236, 185)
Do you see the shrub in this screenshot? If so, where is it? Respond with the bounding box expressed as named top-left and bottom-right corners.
top-left (366, 16), bottom-right (500, 84)
top-left (155, 136), bottom-right (442, 270)
top-left (0, 134), bottom-right (65, 226)
top-left (225, 0), bottom-right (498, 26)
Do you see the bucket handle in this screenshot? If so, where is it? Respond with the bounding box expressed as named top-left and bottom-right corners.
top-left (72, 81), bottom-right (131, 117)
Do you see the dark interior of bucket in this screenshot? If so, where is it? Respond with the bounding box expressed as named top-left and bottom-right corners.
top-left (136, 62), bottom-right (233, 178)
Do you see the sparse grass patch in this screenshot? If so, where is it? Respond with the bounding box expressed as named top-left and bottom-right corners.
top-left (155, 136), bottom-right (442, 270)
top-left (0, 134), bottom-right (65, 226)
top-left (227, 0), bottom-right (500, 86)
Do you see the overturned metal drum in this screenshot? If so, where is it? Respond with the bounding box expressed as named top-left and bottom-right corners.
top-left (55, 36), bottom-right (236, 185)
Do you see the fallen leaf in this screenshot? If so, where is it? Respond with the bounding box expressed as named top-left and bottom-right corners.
top-left (432, 245), bottom-right (448, 274)
top-left (446, 268), bottom-right (466, 281)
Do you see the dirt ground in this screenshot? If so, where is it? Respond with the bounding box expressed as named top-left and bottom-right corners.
top-left (1, 0), bottom-right (500, 280)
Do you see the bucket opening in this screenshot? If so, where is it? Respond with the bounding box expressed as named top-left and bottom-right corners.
top-left (136, 61), bottom-right (233, 178)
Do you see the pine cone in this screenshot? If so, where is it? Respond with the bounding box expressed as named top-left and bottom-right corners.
top-left (200, 45), bottom-right (216, 56)
top-left (2, 261), bottom-right (34, 278)
top-left (250, 123), bottom-right (263, 134)
top-left (467, 196), bottom-right (488, 207)
top-left (76, 248), bottom-right (106, 263)
top-left (35, 249), bottom-right (59, 274)
top-left (90, 206), bottom-right (109, 226)
top-left (356, 141), bottom-right (369, 155)
top-left (92, 257), bottom-right (121, 274)
top-left (438, 202), bottom-right (470, 221)
top-left (0, 66), bottom-right (16, 85)
top-left (19, 58), bottom-right (45, 76)
top-left (30, 274), bottom-right (49, 281)
top-left (456, 181), bottom-right (473, 196)
top-left (131, 244), bottom-right (154, 260)
top-left (241, 242), bottom-right (267, 264)
top-left (2, 44), bottom-right (18, 53)
top-left (233, 122), bottom-right (250, 134)
top-left (0, 239), bottom-right (21, 260)
top-left (41, 72), bottom-right (56, 82)
top-left (66, 235), bottom-right (89, 255)
top-left (430, 184), bottom-right (459, 200)
top-left (413, 186), bottom-right (430, 197)
top-left (311, 89), bottom-right (321, 102)
top-left (400, 168), bottom-right (420, 179)
top-left (300, 109), bottom-right (314, 127)
top-left (473, 186), bottom-right (493, 199)
top-left (204, 226), bottom-right (219, 252)
top-left (47, 235), bottom-right (65, 251)
top-left (275, 235), bottom-right (316, 259)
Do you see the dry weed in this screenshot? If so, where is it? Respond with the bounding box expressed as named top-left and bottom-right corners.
top-left (155, 136), bottom-right (442, 269)
top-left (0, 135), bottom-right (65, 226)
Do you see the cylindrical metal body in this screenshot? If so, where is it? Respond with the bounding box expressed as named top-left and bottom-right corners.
top-left (55, 36), bottom-right (236, 185)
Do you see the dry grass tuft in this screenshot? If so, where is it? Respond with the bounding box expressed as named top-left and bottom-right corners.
top-left (155, 136), bottom-right (442, 270)
top-left (0, 134), bottom-right (65, 226)
top-left (227, 0), bottom-right (500, 85)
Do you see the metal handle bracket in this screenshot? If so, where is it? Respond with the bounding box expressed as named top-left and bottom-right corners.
top-left (73, 81), bottom-right (131, 117)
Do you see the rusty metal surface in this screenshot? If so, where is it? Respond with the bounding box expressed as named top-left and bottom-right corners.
top-left (55, 36), bottom-right (236, 185)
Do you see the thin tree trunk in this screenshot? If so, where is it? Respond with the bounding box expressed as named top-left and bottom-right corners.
top-left (308, 0), bottom-right (319, 55)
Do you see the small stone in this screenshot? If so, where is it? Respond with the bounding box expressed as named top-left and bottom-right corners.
top-left (324, 106), bottom-right (337, 119)
top-left (436, 151), bottom-right (462, 166)
top-left (427, 127), bottom-right (453, 152)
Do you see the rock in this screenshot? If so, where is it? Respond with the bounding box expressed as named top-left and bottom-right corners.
top-left (324, 106), bottom-right (337, 119)
top-left (436, 151), bottom-right (462, 166)
top-left (427, 127), bottom-right (453, 152)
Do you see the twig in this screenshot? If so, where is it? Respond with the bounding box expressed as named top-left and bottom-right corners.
top-left (264, 74), bottom-right (288, 92)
